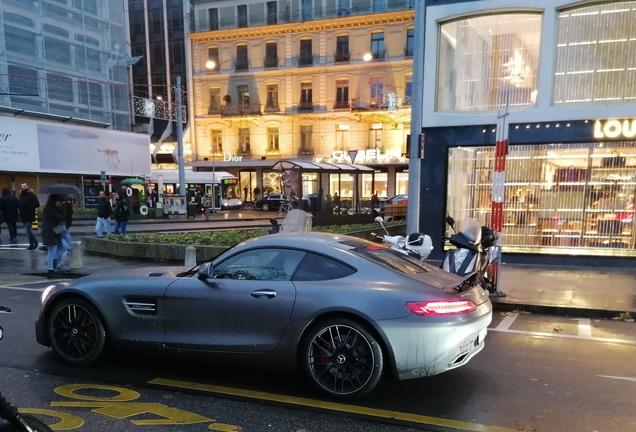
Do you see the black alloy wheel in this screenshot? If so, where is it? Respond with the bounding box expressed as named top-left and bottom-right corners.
top-left (303, 318), bottom-right (384, 398)
top-left (261, 202), bottom-right (270, 211)
top-left (46, 298), bottom-right (107, 365)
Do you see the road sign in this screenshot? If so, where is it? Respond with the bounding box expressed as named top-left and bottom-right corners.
top-left (100, 170), bottom-right (106, 182)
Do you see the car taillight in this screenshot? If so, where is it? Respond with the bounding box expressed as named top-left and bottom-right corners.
top-left (406, 300), bottom-right (476, 316)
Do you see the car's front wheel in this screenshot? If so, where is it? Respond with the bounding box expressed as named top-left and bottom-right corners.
top-left (261, 203), bottom-right (270, 211)
top-left (46, 297), bottom-right (107, 366)
top-left (302, 318), bottom-right (384, 399)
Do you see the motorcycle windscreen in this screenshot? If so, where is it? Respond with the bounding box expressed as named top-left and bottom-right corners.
top-left (459, 217), bottom-right (482, 243)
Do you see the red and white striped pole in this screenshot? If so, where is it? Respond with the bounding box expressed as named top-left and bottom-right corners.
top-left (490, 103), bottom-right (509, 295)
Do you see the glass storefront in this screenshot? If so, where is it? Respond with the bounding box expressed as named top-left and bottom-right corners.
top-left (447, 142), bottom-right (636, 254)
top-left (437, 12), bottom-right (542, 112)
top-left (555, 2), bottom-right (636, 106)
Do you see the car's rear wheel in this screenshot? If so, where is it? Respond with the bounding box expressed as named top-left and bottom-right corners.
top-left (302, 318), bottom-right (384, 399)
top-left (261, 203), bottom-right (270, 211)
top-left (46, 297), bottom-right (107, 366)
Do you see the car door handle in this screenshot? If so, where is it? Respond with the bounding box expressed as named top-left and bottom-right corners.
top-left (251, 289), bottom-right (277, 299)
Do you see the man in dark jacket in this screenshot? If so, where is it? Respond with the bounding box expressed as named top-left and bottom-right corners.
top-left (0, 188), bottom-right (20, 243)
top-left (95, 190), bottom-right (112, 237)
top-left (18, 182), bottom-right (40, 250)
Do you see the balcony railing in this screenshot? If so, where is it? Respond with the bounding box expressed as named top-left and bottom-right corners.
top-left (194, 1), bottom-right (414, 33)
top-left (333, 100), bottom-right (350, 109)
top-left (298, 102), bottom-right (314, 111)
top-left (350, 97), bottom-right (388, 111)
top-left (221, 103), bottom-right (261, 116)
top-left (264, 104), bottom-right (280, 112)
top-left (371, 50), bottom-right (386, 60)
top-left (298, 54), bottom-right (314, 67)
top-left (264, 57), bottom-right (279, 68)
top-left (404, 46), bottom-right (414, 57)
top-left (334, 52), bottom-right (351, 63)
top-left (234, 61), bottom-right (249, 71)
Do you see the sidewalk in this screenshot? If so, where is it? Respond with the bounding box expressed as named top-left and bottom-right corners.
top-left (2, 211), bottom-right (635, 319)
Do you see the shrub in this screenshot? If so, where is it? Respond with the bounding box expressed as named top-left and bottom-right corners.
top-left (114, 221), bottom-right (403, 246)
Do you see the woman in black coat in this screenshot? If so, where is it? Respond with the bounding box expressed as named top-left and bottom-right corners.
top-left (41, 194), bottom-right (67, 273)
top-left (0, 187), bottom-right (20, 243)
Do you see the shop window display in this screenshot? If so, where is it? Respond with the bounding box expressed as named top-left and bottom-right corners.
top-left (447, 142), bottom-right (636, 254)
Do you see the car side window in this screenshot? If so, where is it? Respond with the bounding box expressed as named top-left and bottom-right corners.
top-left (214, 248), bottom-right (305, 281)
top-left (292, 253), bottom-right (355, 281)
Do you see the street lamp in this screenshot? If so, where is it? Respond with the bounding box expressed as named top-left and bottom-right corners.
top-left (362, 52), bottom-right (373, 62)
top-left (206, 60), bottom-right (216, 70)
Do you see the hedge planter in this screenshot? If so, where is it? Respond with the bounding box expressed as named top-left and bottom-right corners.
top-left (82, 223), bottom-right (407, 263)
top-left (82, 237), bottom-right (229, 262)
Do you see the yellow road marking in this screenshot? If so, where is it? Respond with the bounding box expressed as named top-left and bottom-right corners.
top-left (149, 378), bottom-right (517, 432)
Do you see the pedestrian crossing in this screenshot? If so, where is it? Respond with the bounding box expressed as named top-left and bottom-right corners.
top-left (490, 311), bottom-right (636, 345)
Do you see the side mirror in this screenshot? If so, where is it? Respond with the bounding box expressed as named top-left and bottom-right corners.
top-left (197, 262), bottom-right (213, 280)
top-left (374, 216), bottom-right (384, 224)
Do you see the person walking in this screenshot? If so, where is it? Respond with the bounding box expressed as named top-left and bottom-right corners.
top-left (41, 194), bottom-right (69, 275)
top-left (60, 196), bottom-right (74, 251)
top-left (113, 192), bottom-right (130, 235)
top-left (95, 190), bottom-right (112, 237)
top-left (18, 182), bottom-right (40, 250)
top-left (0, 188), bottom-right (20, 244)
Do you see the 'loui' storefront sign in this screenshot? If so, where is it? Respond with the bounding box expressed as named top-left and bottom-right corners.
top-left (594, 119), bottom-right (636, 139)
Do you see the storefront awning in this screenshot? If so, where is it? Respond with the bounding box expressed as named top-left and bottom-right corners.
top-left (272, 160), bottom-right (374, 172)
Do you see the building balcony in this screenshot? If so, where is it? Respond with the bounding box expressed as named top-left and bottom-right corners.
top-left (234, 61), bottom-right (249, 71)
top-left (371, 50), bottom-right (386, 60)
top-left (334, 52), bottom-right (351, 63)
top-left (298, 102), bottom-right (314, 112)
top-left (264, 57), bottom-right (279, 68)
top-left (297, 55), bottom-right (315, 67)
top-left (333, 100), bottom-right (350, 109)
top-left (264, 104), bottom-right (280, 113)
top-left (208, 105), bottom-right (221, 115)
top-left (221, 103), bottom-right (261, 116)
top-left (238, 148), bottom-right (252, 156)
top-left (299, 149), bottom-right (314, 156)
top-left (350, 98), bottom-right (388, 111)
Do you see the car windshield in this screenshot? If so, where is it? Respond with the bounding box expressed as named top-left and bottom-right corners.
top-left (338, 240), bottom-right (434, 275)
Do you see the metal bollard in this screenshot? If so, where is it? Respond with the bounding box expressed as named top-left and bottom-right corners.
top-left (184, 245), bottom-right (197, 267)
top-left (70, 241), bottom-right (83, 269)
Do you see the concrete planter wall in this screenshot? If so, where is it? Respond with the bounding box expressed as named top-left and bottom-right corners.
top-left (82, 223), bottom-right (407, 263)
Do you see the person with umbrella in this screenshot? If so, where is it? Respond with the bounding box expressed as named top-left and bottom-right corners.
top-left (18, 182), bottom-right (40, 250)
top-left (41, 194), bottom-right (69, 274)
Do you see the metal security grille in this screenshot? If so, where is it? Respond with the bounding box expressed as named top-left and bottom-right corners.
top-left (447, 141), bottom-right (636, 253)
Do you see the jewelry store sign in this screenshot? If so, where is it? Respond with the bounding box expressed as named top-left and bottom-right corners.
top-left (594, 119), bottom-right (636, 139)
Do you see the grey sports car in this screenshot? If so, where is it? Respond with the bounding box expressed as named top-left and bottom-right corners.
top-left (35, 232), bottom-right (492, 398)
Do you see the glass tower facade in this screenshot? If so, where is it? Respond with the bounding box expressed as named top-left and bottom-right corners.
top-left (0, 0), bottom-right (133, 131)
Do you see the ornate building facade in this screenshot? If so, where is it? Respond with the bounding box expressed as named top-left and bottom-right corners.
top-left (187, 0), bottom-right (414, 204)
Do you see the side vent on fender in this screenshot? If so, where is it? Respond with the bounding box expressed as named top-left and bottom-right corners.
top-left (148, 272), bottom-right (165, 277)
top-left (124, 297), bottom-right (157, 315)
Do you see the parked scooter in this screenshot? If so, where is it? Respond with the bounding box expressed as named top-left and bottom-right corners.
top-left (0, 306), bottom-right (52, 432)
top-left (371, 216), bottom-right (433, 261)
top-left (441, 216), bottom-right (505, 297)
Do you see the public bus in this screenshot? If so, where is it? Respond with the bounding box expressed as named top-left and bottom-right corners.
top-left (149, 169), bottom-right (242, 214)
